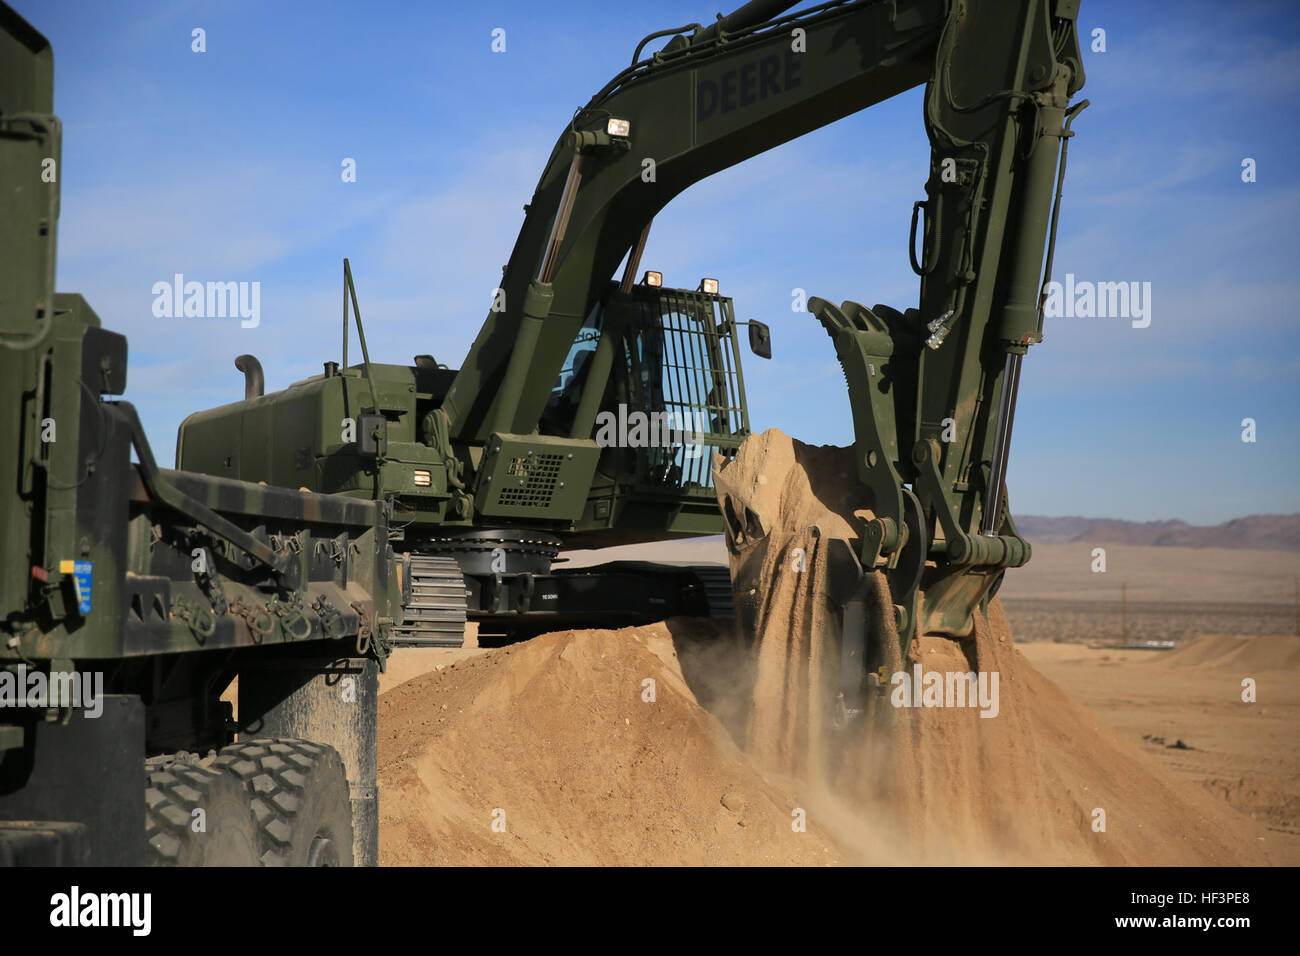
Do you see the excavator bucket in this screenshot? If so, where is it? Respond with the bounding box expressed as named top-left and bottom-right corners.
top-left (809, 293), bottom-right (1031, 639)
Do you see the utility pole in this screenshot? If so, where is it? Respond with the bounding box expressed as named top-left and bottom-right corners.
top-left (1121, 581), bottom-right (1128, 644)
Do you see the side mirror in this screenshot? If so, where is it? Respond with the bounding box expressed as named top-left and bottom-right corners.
top-left (357, 412), bottom-right (387, 458)
top-left (747, 320), bottom-right (772, 360)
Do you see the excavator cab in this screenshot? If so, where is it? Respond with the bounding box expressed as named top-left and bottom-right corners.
top-left (544, 277), bottom-right (759, 495)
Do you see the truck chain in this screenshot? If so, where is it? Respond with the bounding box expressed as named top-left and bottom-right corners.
top-left (171, 595), bottom-right (216, 640)
top-left (351, 600), bottom-right (373, 656)
top-left (229, 595), bottom-right (275, 642)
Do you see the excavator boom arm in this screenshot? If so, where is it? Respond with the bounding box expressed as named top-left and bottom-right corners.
top-left (442, 0), bottom-right (952, 442)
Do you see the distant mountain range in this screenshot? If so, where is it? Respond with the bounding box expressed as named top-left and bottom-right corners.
top-left (1014, 514), bottom-right (1300, 552)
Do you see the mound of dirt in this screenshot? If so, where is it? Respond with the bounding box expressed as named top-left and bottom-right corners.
top-left (880, 602), bottom-right (1280, 864)
top-left (1155, 634), bottom-right (1300, 672)
top-left (378, 620), bottom-right (843, 866)
top-left (377, 604), bottom-right (1280, 865)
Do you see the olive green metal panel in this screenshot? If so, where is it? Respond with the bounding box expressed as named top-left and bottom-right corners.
top-left (0, 6), bottom-right (52, 117)
top-left (178, 364), bottom-right (446, 500)
top-left (0, 10), bottom-right (58, 625)
top-left (474, 434), bottom-right (601, 521)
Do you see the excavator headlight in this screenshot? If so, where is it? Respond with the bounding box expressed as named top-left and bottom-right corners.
top-left (606, 117), bottom-right (631, 138)
top-left (413, 470), bottom-right (432, 488)
top-left (641, 270), bottom-right (662, 287)
top-left (699, 278), bottom-right (719, 295)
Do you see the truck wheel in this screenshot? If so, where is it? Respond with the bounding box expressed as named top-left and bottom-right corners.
top-left (212, 738), bottom-right (354, 867)
top-left (145, 754), bottom-right (261, 866)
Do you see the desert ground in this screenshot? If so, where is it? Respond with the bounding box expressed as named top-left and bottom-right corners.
top-left (375, 434), bottom-right (1300, 865)
top-left (1016, 639), bottom-right (1299, 841)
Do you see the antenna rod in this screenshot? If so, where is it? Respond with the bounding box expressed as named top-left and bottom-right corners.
top-left (344, 258), bottom-right (381, 414)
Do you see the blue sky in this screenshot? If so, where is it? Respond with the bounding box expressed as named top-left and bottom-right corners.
top-left (17, 0), bottom-right (1300, 523)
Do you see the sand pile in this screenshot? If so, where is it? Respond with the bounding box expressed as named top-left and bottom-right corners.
top-left (377, 620), bottom-right (843, 865)
top-left (1156, 633), bottom-right (1300, 671)
top-left (885, 603), bottom-right (1283, 864)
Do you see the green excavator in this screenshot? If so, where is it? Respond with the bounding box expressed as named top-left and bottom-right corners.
top-left (176, 0), bottom-right (1085, 653)
top-left (1, 0), bottom-right (1085, 864)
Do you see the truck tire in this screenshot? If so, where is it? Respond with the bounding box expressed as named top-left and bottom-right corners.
top-left (212, 738), bottom-right (354, 867)
top-left (145, 754), bottom-right (261, 866)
